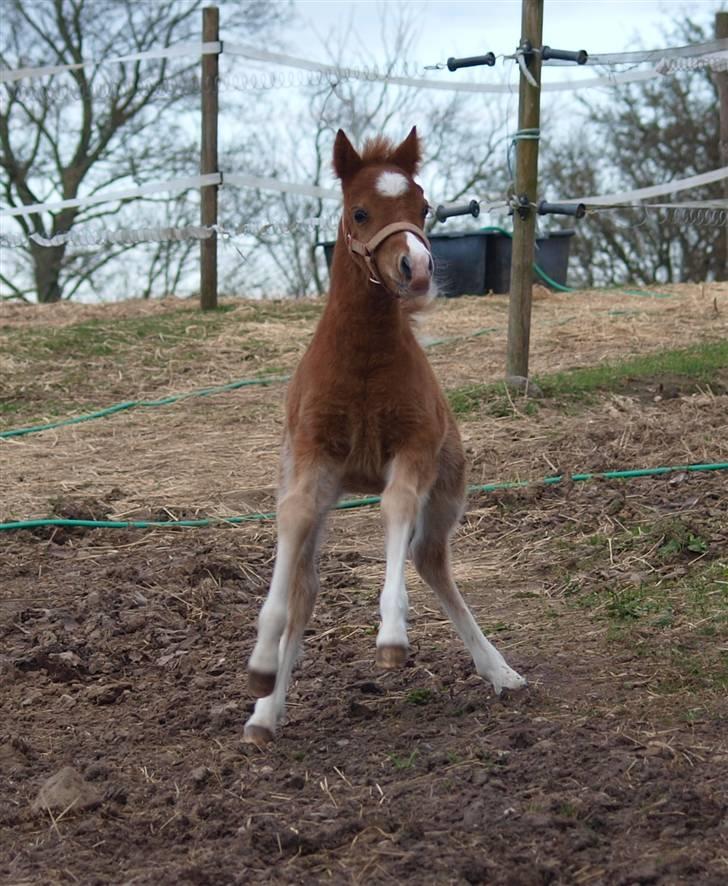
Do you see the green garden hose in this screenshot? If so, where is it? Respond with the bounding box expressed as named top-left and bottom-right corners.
top-left (479, 226), bottom-right (673, 297)
top-left (0, 375), bottom-right (291, 440)
top-left (0, 326), bottom-right (500, 441)
top-left (2, 462), bottom-right (725, 532)
top-left (479, 225), bottom-right (576, 292)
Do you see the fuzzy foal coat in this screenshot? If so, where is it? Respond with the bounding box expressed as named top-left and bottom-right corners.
top-left (243, 129), bottom-right (525, 745)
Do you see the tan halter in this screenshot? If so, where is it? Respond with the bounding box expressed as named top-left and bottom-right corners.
top-left (344, 221), bottom-right (431, 292)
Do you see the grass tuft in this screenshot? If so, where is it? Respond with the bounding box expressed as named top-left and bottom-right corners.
top-left (448, 340), bottom-right (728, 417)
top-left (537, 340), bottom-right (728, 399)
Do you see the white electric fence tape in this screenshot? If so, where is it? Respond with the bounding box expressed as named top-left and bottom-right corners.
top-left (0, 215), bottom-right (342, 249)
top-left (0, 42), bottom-right (222, 84)
top-left (563, 167), bottom-right (728, 206)
top-left (4, 196), bottom-right (725, 252)
top-left (223, 43), bottom-right (680, 94)
top-left (0, 174), bottom-right (222, 218)
top-left (2, 165), bottom-right (726, 248)
top-left (540, 39), bottom-right (728, 67)
top-left (223, 173), bottom-right (339, 201)
top-left (2, 36), bottom-right (725, 94)
top-left (224, 42), bottom-right (513, 93)
top-left (583, 38), bottom-right (728, 67)
top-left (1, 163), bottom-right (725, 232)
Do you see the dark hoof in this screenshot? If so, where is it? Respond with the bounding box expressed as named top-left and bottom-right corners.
top-left (248, 669), bottom-right (276, 698)
top-left (376, 644), bottom-right (408, 669)
top-left (243, 723), bottom-right (274, 747)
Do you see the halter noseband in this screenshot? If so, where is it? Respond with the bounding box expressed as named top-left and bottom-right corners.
top-left (344, 221), bottom-right (432, 293)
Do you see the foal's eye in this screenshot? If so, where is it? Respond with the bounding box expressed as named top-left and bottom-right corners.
top-left (422, 204), bottom-right (431, 219)
top-left (353, 208), bottom-right (368, 225)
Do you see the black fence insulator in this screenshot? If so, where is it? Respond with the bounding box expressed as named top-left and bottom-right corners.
top-left (435, 200), bottom-right (481, 223)
top-left (537, 200), bottom-right (586, 218)
top-left (541, 46), bottom-right (588, 65)
top-left (511, 194), bottom-right (530, 220)
top-left (446, 53), bottom-right (496, 71)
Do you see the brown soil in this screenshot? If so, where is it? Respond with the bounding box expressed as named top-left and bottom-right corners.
top-left (1, 286), bottom-right (727, 884)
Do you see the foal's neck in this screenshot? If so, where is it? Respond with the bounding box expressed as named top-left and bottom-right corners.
top-left (324, 237), bottom-right (408, 343)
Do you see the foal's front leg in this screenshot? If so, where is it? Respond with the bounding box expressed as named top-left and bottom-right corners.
top-left (244, 531), bottom-right (322, 745)
top-left (247, 464), bottom-right (339, 705)
top-left (376, 458), bottom-right (427, 668)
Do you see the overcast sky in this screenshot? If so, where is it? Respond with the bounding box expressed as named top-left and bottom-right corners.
top-left (283, 1), bottom-right (723, 79)
top-left (4, 0), bottom-right (724, 301)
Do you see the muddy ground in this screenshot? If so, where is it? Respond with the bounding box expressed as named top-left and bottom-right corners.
top-left (1, 286), bottom-right (727, 884)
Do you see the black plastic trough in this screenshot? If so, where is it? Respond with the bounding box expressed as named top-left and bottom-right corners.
top-left (319, 228), bottom-right (575, 297)
top-left (480, 229), bottom-right (575, 296)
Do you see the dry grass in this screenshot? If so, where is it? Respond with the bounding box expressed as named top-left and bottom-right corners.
top-left (1, 282), bottom-right (726, 524)
top-left (1, 283), bottom-right (726, 885)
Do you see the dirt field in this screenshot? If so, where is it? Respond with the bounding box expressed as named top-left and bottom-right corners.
top-left (1, 284), bottom-right (727, 884)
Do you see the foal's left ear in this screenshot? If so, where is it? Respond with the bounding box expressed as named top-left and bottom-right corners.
top-left (333, 129), bottom-right (363, 181)
top-left (390, 126), bottom-right (422, 176)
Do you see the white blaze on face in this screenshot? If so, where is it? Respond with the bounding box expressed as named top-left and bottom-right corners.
top-left (405, 231), bottom-right (430, 266)
top-left (405, 231), bottom-right (434, 295)
top-left (376, 171), bottom-right (410, 198)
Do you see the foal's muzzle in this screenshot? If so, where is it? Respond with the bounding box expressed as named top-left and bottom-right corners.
top-left (397, 238), bottom-right (433, 294)
top-left (345, 221), bottom-right (432, 296)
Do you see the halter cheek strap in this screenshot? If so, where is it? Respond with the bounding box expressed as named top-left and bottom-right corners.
top-left (345, 222), bottom-right (432, 292)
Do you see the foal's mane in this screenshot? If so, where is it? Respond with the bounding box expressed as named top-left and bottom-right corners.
top-left (363, 133), bottom-right (422, 174)
top-left (359, 135), bottom-right (399, 166)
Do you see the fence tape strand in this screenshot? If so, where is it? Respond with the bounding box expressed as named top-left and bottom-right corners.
top-left (583, 38), bottom-right (728, 67)
top-left (0, 173), bottom-right (221, 218)
top-left (2, 36), bottom-right (724, 92)
top-left (224, 42), bottom-right (649, 94)
top-left (223, 172), bottom-right (339, 201)
top-left (0, 41), bottom-right (222, 84)
top-left (2, 166), bottom-right (725, 242)
top-left (563, 167), bottom-right (728, 206)
top-left (4, 197), bottom-right (725, 251)
top-left (1, 216), bottom-right (343, 250)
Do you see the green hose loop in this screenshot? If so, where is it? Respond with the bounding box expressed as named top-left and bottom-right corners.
top-left (0, 325), bottom-right (505, 441)
top-left (479, 225), bottom-right (577, 292)
top-left (0, 375), bottom-right (291, 440)
top-left (2, 462), bottom-right (725, 532)
top-left (0, 273), bottom-right (674, 442)
top-left (478, 226), bottom-right (673, 297)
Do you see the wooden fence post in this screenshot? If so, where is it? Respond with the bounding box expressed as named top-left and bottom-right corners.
top-left (715, 12), bottom-right (728, 281)
top-left (506, 0), bottom-right (544, 382)
top-left (200, 5), bottom-right (219, 311)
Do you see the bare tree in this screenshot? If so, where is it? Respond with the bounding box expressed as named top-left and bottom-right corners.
top-left (541, 16), bottom-right (725, 287)
top-left (220, 6), bottom-right (513, 297)
top-left (0, 0), bottom-right (282, 303)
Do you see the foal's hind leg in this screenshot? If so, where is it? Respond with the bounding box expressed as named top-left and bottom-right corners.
top-left (410, 445), bottom-right (526, 694)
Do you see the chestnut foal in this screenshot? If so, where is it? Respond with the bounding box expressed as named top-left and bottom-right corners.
top-left (244, 128), bottom-right (525, 745)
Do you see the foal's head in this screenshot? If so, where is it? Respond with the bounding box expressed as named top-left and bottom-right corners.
top-left (334, 127), bottom-right (433, 298)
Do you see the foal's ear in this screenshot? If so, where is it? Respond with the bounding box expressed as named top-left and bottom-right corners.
top-left (390, 126), bottom-right (422, 176)
top-left (333, 129), bottom-right (363, 181)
